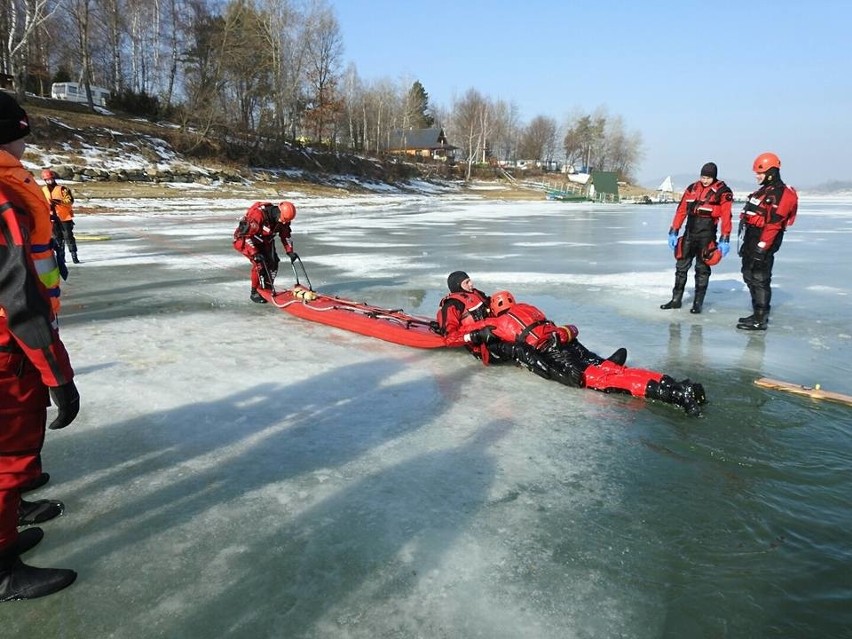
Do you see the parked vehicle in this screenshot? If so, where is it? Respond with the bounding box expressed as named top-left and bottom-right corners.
top-left (51, 82), bottom-right (110, 107)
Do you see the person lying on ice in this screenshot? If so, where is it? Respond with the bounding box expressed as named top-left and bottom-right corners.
top-left (233, 201), bottom-right (297, 303)
top-left (436, 270), bottom-right (627, 383)
top-left (463, 289), bottom-right (707, 416)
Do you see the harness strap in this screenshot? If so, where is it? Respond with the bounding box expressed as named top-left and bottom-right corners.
top-left (516, 319), bottom-right (548, 345)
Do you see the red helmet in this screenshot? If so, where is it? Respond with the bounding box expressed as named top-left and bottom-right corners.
top-left (278, 201), bottom-right (296, 222)
top-left (42, 169), bottom-right (56, 180)
top-left (489, 290), bottom-right (516, 316)
top-left (702, 242), bottom-right (722, 266)
top-left (752, 152), bottom-right (780, 173)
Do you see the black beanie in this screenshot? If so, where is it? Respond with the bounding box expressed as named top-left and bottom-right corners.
top-left (447, 270), bottom-right (470, 293)
top-left (0, 92), bottom-right (31, 145)
top-left (700, 162), bottom-right (718, 180)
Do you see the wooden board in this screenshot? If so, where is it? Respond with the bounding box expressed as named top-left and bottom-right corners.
top-left (754, 377), bottom-right (852, 407)
top-left (260, 287), bottom-right (447, 349)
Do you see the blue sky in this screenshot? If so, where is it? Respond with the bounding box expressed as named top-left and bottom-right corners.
top-left (332, 0), bottom-right (852, 188)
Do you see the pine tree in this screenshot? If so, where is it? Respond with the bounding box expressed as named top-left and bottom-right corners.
top-left (406, 80), bottom-right (434, 128)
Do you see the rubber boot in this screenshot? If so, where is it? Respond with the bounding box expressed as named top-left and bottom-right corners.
top-left (606, 348), bottom-right (627, 366)
top-left (690, 287), bottom-right (706, 314)
top-left (15, 528), bottom-right (44, 555)
top-left (250, 288), bottom-right (267, 304)
top-left (644, 375), bottom-right (705, 416)
top-left (0, 549), bottom-right (77, 602)
top-left (660, 285), bottom-right (684, 310)
top-left (18, 499), bottom-right (64, 527)
top-left (737, 309), bottom-right (768, 331)
top-left (739, 304), bottom-right (769, 325)
top-left (20, 472), bottom-right (50, 494)
top-left (564, 341), bottom-right (604, 367)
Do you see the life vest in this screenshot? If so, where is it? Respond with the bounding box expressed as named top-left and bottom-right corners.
top-left (0, 152), bottom-right (61, 314)
top-left (436, 290), bottom-right (491, 361)
top-left (741, 182), bottom-right (797, 230)
top-left (492, 303), bottom-right (562, 349)
top-left (42, 183), bottom-right (74, 221)
top-left (437, 291), bottom-right (489, 328)
top-left (685, 180), bottom-right (732, 218)
top-left (233, 202), bottom-right (291, 257)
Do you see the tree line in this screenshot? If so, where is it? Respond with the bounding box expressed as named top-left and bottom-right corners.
top-left (2, 0), bottom-right (642, 180)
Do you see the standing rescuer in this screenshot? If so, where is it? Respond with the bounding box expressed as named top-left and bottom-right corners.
top-left (737, 152), bottom-right (798, 330)
top-left (0, 92), bottom-right (80, 600)
top-left (41, 169), bottom-right (78, 264)
top-left (661, 162), bottom-right (733, 314)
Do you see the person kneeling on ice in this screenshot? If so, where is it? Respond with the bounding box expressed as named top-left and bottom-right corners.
top-left (233, 201), bottom-right (297, 303)
top-left (466, 290), bottom-right (707, 416)
top-left (436, 271), bottom-right (627, 383)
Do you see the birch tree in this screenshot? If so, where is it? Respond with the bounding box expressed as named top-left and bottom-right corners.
top-left (2, 0), bottom-right (58, 99)
top-left (450, 88), bottom-right (489, 180)
top-left (302, 0), bottom-right (343, 144)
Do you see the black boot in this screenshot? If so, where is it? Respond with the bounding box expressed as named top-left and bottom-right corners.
top-left (660, 290), bottom-right (683, 310)
top-left (19, 499), bottom-right (64, 526)
top-left (739, 304), bottom-right (769, 325)
top-left (0, 551), bottom-right (77, 601)
top-left (250, 288), bottom-right (267, 304)
top-left (71, 253), bottom-right (80, 264)
top-left (645, 376), bottom-right (704, 416)
top-left (737, 309), bottom-right (768, 331)
top-left (15, 528), bottom-right (44, 555)
top-left (20, 472), bottom-right (50, 493)
top-left (671, 379), bottom-right (704, 416)
top-left (690, 287), bottom-right (706, 314)
top-left (606, 348), bottom-right (627, 366)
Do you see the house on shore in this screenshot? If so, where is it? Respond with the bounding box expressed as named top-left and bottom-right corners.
top-left (385, 127), bottom-right (456, 161)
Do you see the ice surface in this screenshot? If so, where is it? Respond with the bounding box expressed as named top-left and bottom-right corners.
top-left (4, 193), bottom-right (851, 638)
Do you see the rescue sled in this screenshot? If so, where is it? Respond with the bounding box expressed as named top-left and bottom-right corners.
top-left (257, 286), bottom-right (446, 349)
top-left (254, 254), bottom-right (446, 348)
top-left (754, 377), bottom-right (852, 408)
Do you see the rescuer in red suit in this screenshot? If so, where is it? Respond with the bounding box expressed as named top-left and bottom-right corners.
top-left (233, 201), bottom-right (297, 303)
top-left (736, 152), bottom-right (798, 331)
top-left (464, 290), bottom-right (707, 416)
top-left (661, 162), bottom-right (734, 314)
top-left (0, 92), bottom-right (79, 600)
top-left (436, 271), bottom-right (627, 382)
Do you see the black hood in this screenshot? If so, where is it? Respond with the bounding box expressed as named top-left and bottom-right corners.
top-left (447, 271), bottom-right (469, 293)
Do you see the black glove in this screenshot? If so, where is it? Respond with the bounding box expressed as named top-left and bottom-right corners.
top-left (288, 251), bottom-right (299, 263)
top-left (751, 249), bottom-right (767, 270)
top-left (48, 381), bottom-right (80, 430)
top-left (465, 326), bottom-right (497, 346)
top-left (252, 254), bottom-right (265, 264)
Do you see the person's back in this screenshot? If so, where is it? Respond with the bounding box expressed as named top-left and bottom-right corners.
top-left (489, 302), bottom-right (564, 350)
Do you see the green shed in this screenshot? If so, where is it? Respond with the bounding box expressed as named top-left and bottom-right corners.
top-left (589, 171), bottom-right (620, 203)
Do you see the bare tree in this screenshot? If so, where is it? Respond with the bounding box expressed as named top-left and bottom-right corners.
top-left (161, 0), bottom-right (188, 109)
top-left (562, 107), bottom-right (642, 178)
top-left (257, 0), bottom-right (303, 142)
top-left (64, 0), bottom-right (100, 107)
top-left (489, 98), bottom-right (520, 163)
top-left (449, 88), bottom-right (489, 180)
top-left (2, 0), bottom-right (59, 99)
top-left (302, 0), bottom-right (343, 144)
top-left (94, 0), bottom-right (124, 93)
top-left (519, 114), bottom-right (557, 165)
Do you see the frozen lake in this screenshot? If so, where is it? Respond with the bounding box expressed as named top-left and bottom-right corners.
top-left (5, 191), bottom-right (851, 638)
